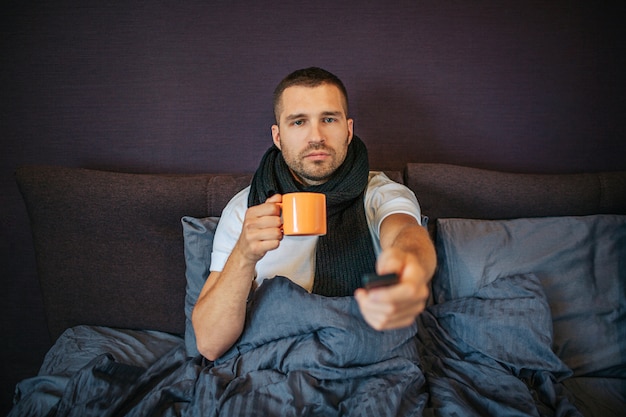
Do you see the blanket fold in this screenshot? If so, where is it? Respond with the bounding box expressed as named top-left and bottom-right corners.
top-left (417, 273), bottom-right (581, 417)
top-left (20, 274), bottom-right (590, 417)
top-left (195, 277), bottom-right (427, 416)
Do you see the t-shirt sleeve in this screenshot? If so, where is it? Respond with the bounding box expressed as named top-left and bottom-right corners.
top-left (209, 186), bottom-right (250, 272)
top-left (364, 172), bottom-right (422, 239)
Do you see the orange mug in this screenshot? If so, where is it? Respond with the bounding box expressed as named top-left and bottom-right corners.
top-left (278, 192), bottom-right (326, 236)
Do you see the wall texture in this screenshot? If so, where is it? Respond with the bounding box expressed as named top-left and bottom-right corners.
top-left (1, 0), bottom-right (624, 412)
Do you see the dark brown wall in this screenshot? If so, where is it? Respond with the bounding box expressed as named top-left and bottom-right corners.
top-left (1, 0), bottom-right (624, 412)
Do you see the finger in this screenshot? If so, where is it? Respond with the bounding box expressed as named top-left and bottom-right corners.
top-left (357, 285), bottom-right (427, 327)
top-left (375, 249), bottom-right (404, 276)
top-left (265, 193), bottom-right (282, 203)
top-left (245, 202), bottom-right (283, 227)
top-left (366, 281), bottom-right (413, 302)
top-left (356, 289), bottom-right (399, 325)
top-left (244, 214), bottom-right (284, 241)
top-left (380, 311), bottom-right (419, 329)
top-left (359, 301), bottom-right (416, 330)
top-left (364, 295), bottom-right (421, 329)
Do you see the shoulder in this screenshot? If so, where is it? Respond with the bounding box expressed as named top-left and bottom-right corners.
top-left (210, 186), bottom-right (251, 271)
top-left (364, 171), bottom-right (421, 227)
top-left (222, 185), bottom-right (251, 213)
top-left (215, 185), bottom-right (250, 230)
top-left (366, 171), bottom-right (416, 200)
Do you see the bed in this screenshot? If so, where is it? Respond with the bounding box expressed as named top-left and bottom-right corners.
top-left (9, 163), bottom-right (626, 416)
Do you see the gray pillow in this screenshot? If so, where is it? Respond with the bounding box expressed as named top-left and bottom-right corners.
top-left (426, 272), bottom-right (571, 376)
top-left (433, 214), bottom-right (626, 377)
top-left (181, 216), bottom-right (220, 357)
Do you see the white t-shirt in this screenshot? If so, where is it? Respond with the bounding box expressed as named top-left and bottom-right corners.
top-left (210, 172), bottom-right (422, 292)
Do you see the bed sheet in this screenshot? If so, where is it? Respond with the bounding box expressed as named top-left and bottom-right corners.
top-left (10, 275), bottom-right (619, 416)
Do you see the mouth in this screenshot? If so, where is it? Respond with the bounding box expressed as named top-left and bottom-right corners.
top-left (305, 151), bottom-right (330, 159)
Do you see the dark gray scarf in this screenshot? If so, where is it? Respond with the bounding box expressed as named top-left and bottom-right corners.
top-left (248, 135), bottom-right (376, 297)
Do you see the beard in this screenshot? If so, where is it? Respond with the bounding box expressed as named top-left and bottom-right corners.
top-left (282, 142), bottom-right (347, 185)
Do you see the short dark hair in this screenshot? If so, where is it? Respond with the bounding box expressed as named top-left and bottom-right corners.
top-left (273, 67), bottom-right (349, 123)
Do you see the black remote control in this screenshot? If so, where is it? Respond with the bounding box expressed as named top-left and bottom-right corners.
top-left (361, 273), bottom-right (399, 290)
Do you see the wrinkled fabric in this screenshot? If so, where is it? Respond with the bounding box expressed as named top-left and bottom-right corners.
top-left (29, 277), bottom-right (426, 417)
top-left (12, 274), bottom-right (602, 417)
top-left (418, 274), bottom-right (582, 417)
top-left (189, 276), bottom-right (427, 416)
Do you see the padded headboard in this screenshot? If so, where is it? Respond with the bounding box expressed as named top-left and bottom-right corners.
top-left (405, 163), bottom-right (626, 227)
top-left (15, 166), bottom-right (252, 341)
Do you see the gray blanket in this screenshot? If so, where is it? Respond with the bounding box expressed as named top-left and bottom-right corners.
top-left (190, 276), bottom-right (427, 416)
top-left (13, 275), bottom-right (588, 417)
top-left (417, 273), bottom-right (582, 417)
top-left (49, 277), bottom-right (427, 416)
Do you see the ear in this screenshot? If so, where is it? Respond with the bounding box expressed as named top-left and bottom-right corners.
top-left (347, 118), bottom-right (354, 144)
top-left (271, 125), bottom-right (281, 149)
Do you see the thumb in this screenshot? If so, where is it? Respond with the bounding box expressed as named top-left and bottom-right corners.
top-left (265, 193), bottom-right (282, 203)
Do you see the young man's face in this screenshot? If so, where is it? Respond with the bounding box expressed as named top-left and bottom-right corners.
top-left (271, 83), bottom-right (354, 186)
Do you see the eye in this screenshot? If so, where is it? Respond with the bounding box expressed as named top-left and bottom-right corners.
top-left (293, 120), bottom-right (304, 126)
top-left (323, 117), bottom-right (336, 123)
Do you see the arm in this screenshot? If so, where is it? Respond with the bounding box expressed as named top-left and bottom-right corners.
top-left (192, 193), bottom-right (283, 360)
top-left (354, 213), bottom-right (436, 330)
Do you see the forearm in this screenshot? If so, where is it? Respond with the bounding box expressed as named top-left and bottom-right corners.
top-left (191, 245), bottom-right (256, 361)
top-left (192, 193), bottom-right (284, 360)
top-left (355, 213), bottom-right (436, 330)
top-left (385, 219), bottom-right (437, 280)
top-left (378, 214), bottom-right (436, 275)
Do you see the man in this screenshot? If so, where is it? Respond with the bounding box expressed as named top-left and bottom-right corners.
top-left (192, 67), bottom-right (436, 361)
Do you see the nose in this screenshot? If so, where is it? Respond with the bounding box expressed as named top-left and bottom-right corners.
top-left (309, 121), bottom-right (325, 144)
